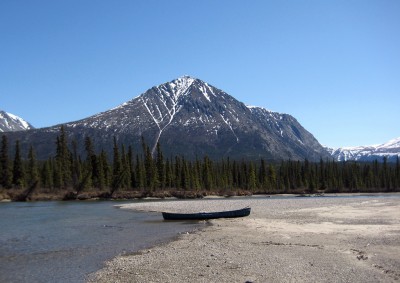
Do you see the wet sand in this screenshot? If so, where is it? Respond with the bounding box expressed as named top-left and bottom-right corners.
top-left (87, 196), bottom-right (400, 282)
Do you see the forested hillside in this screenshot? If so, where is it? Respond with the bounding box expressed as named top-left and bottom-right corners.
top-left (1, 127), bottom-right (399, 201)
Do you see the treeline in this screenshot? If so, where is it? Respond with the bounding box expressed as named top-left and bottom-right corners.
top-left (1, 126), bottom-right (399, 200)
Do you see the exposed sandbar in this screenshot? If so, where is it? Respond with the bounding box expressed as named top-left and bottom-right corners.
top-left (88, 196), bottom-right (400, 282)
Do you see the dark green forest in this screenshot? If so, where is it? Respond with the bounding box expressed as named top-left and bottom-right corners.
top-left (1, 126), bottom-right (399, 201)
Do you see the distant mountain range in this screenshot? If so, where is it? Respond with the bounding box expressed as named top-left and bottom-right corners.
top-left (3, 76), bottom-right (328, 161)
top-left (0, 111), bottom-right (34, 132)
top-left (326, 137), bottom-right (400, 162)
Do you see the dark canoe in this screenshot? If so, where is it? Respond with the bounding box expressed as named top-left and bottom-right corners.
top-left (162, 207), bottom-right (251, 220)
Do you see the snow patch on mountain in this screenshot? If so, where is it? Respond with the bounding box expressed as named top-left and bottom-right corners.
top-left (166, 75), bottom-right (195, 101)
top-left (139, 76), bottom-right (198, 152)
top-left (0, 111), bottom-right (34, 132)
top-left (326, 137), bottom-right (400, 162)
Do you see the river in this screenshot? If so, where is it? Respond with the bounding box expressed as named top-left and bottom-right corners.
top-left (0, 200), bottom-right (201, 283)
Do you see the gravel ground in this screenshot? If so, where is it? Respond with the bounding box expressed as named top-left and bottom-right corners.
top-left (87, 196), bottom-right (400, 282)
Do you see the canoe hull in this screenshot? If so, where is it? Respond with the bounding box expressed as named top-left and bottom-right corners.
top-left (162, 207), bottom-right (251, 220)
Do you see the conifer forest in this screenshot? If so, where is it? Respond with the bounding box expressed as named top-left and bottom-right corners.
top-left (1, 127), bottom-right (399, 201)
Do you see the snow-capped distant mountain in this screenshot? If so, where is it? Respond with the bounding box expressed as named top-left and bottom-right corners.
top-left (5, 76), bottom-right (329, 160)
top-left (0, 111), bottom-right (34, 132)
top-left (326, 137), bottom-right (400, 162)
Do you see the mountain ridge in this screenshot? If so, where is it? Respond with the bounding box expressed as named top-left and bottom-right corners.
top-left (326, 137), bottom-right (400, 162)
top-left (4, 76), bottom-right (329, 161)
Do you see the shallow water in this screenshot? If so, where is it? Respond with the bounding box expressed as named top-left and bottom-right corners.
top-left (0, 201), bottom-right (200, 283)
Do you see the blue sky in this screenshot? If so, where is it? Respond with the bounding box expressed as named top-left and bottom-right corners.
top-left (1, 0), bottom-right (399, 148)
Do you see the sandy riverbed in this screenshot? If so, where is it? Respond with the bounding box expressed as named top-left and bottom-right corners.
top-left (87, 196), bottom-right (400, 282)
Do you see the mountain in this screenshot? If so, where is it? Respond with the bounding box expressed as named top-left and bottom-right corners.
top-left (326, 137), bottom-right (400, 162)
top-left (5, 76), bottom-right (329, 161)
top-left (0, 111), bottom-right (34, 132)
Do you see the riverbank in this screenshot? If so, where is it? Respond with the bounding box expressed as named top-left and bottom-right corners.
top-left (88, 195), bottom-right (400, 282)
top-left (0, 188), bottom-right (255, 202)
top-left (1, 187), bottom-right (398, 202)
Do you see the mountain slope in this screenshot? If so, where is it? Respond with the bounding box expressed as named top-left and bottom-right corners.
top-left (0, 111), bottom-right (34, 132)
top-left (326, 137), bottom-right (400, 162)
top-left (5, 76), bottom-right (329, 161)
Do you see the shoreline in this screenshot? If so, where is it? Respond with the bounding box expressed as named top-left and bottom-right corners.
top-left (1, 190), bottom-right (399, 202)
top-left (87, 195), bottom-right (400, 282)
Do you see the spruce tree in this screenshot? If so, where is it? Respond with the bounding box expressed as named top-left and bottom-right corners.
top-left (248, 162), bottom-right (257, 191)
top-left (99, 150), bottom-right (110, 188)
top-left (71, 139), bottom-right (85, 191)
top-left (202, 156), bottom-right (213, 190)
top-left (96, 151), bottom-right (106, 190)
top-left (0, 135), bottom-right (12, 188)
top-left (174, 156), bottom-right (182, 188)
top-left (26, 146), bottom-right (39, 188)
top-left (120, 144), bottom-right (132, 189)
top-left (165, 158), bottom-right (173, 189)
top-left (141, 137), bottom-right (158, 189)
top-left (84, 137), bottom-right (96, 188)
top-left (239, 161), bottom-right (248, 190)
top-left (156, 142), bottom-right (166, 189)
top-left (135, 155), bottom-right (145, 189)
top-left (396, 156), bottom-right (400, 188)
top-left (111, 137), bottom-right (122, 193)
top-left (232, 161), bottom-right (239, 189)
top-left (225, 157), bottom-right (233, 190)
top-left (41, 159), bottom-right (54, 189)
top-left (319, 158), bottom-right (327, 190)
top-left (12, 140), bottom-right (25, 188)
top-left (259, 159), bottom-right (268, 191)
top-left (190, 161), bottom-right (201, 191)
top-left (267, 164), bottom-right (277, 193)
top-left (127, 146), bottom-right (135, 189)
top-left (53, 157), bottom-right (63, 189)
top-left (180, 157), bottom-right (190, 190)
top-left (55, 126), bottom-right (72, 188)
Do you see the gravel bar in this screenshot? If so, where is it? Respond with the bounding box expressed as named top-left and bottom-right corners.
top-left (87, 195), bottom-right (400, 282)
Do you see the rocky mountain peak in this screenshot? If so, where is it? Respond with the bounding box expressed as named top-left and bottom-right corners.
top-left (145, 75), bottom-right (220, 105)
top-left (4, 77), bottom-right (330, 161)
top-left (0, 110), bottom-right (34, 132)
top-left (162, 75), bottom-right (196, 100)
